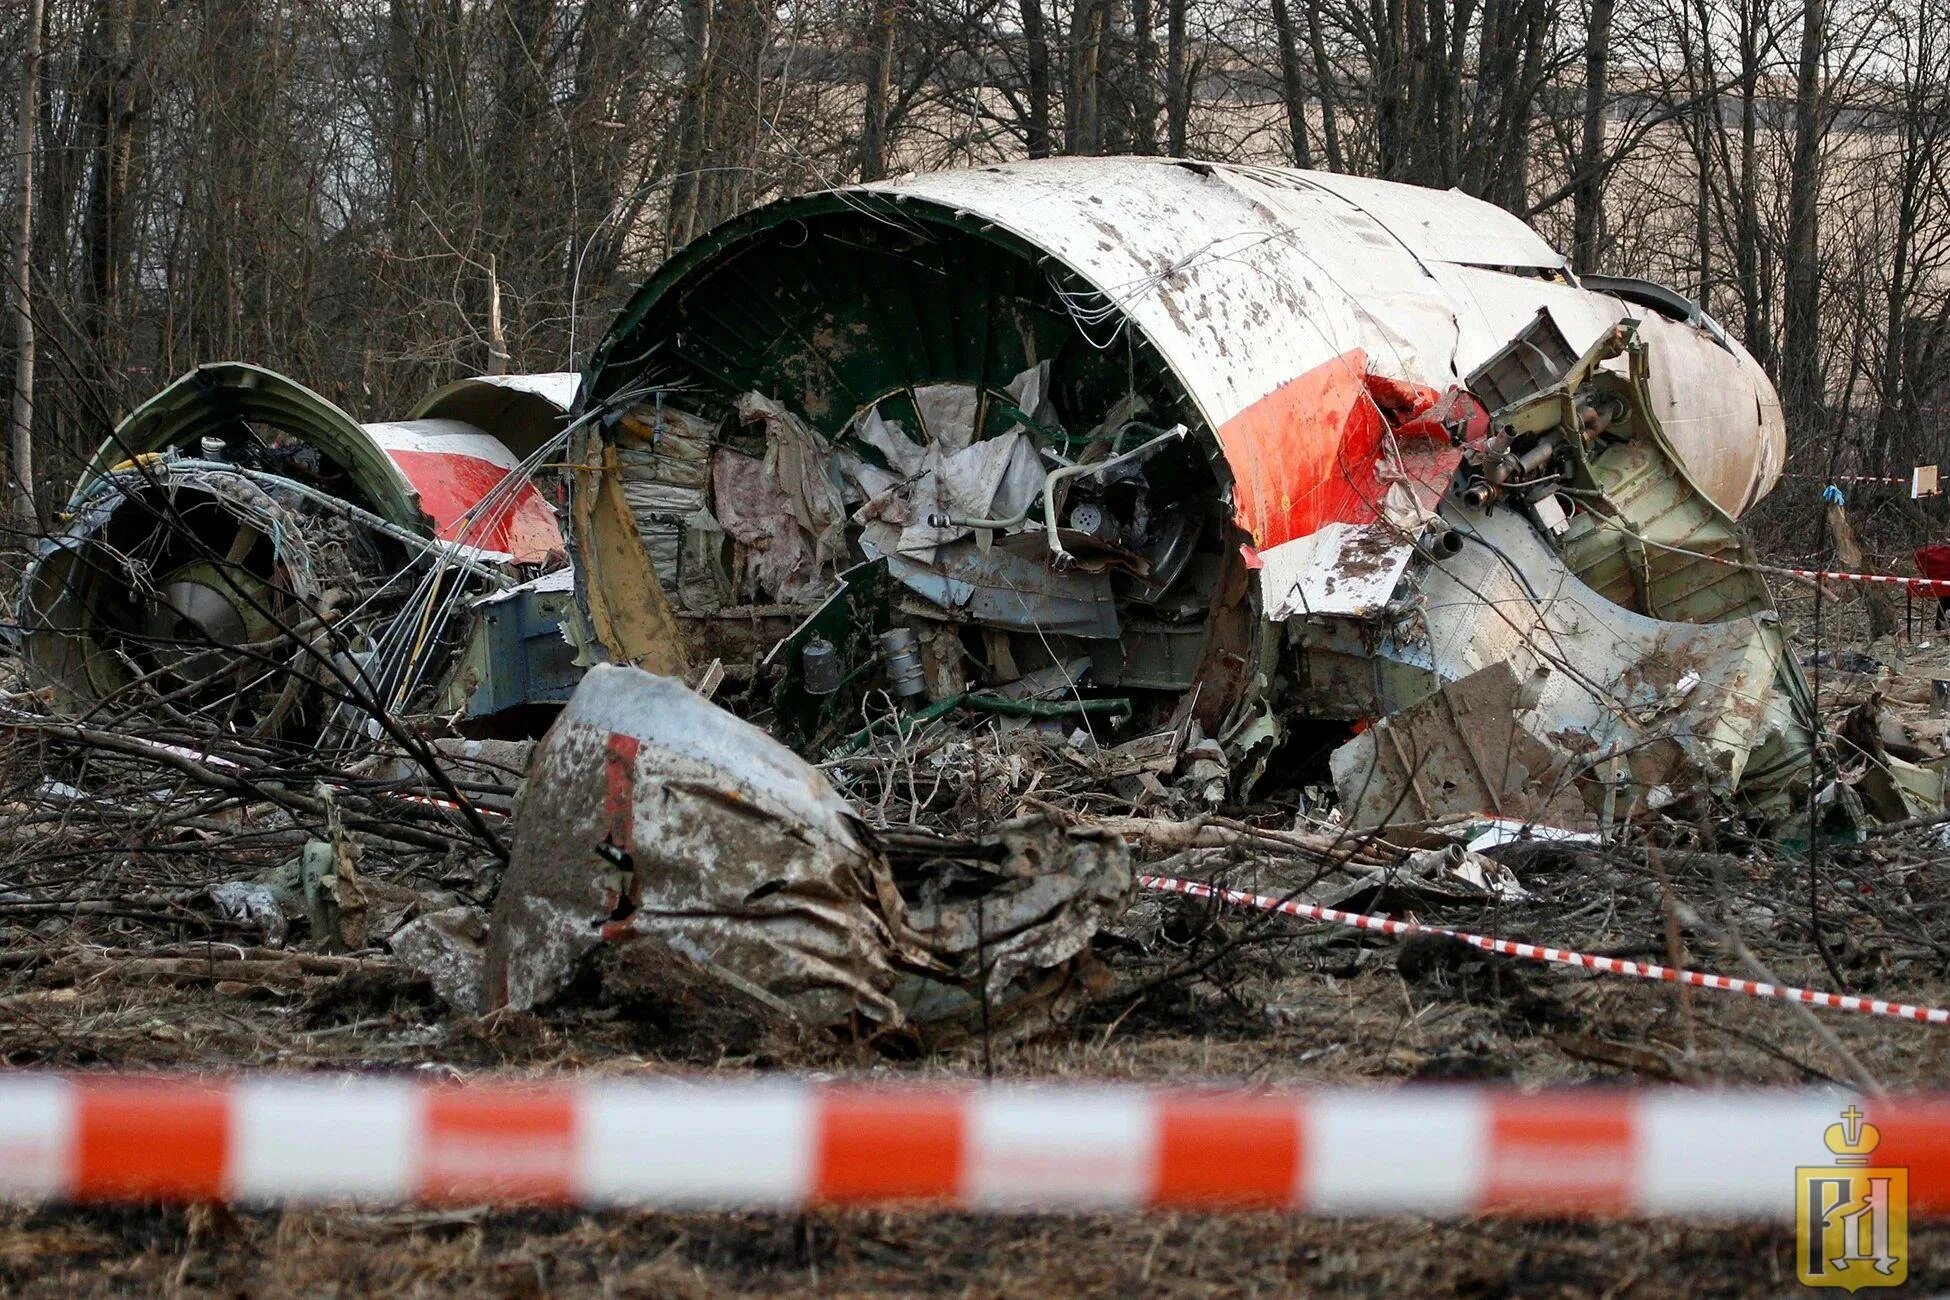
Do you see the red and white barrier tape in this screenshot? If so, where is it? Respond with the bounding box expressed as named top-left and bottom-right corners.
top-left (1602, 530), bottom-right (1950, 595)
top-left (1141, 875), bottom-right (1950, 1026)
top-left (1687, 550), bottom-right (1950, 595)
top-left (1773, 565), bottom-right (1950, 595)
top-left (1782, 472), bottom-right (1914, 486)
top-left (2, 1074), bottom-right (1948, 1216)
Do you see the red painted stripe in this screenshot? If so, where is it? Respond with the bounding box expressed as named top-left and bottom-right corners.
top-left (1481, 1095), bottom-right (1635, 1215)
top-left (1153, 1095), bottom-right (1303, 1208)
top-left (418, 1087), bottom-right (576, 1204)
top-left (1215, 350), bottom-right (1385, 549)
top-left (603, 733), bottom-right (640, 848)
top-left (814, 1089), bottom-right (964, 1203)
top-left (74, 1080), bottom-right (230, 1202)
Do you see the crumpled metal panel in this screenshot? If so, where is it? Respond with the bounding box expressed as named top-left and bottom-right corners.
top-left (1326, 501), bottom-right (1808, 827)
top-left (1257, 523), bottom-right (1416, 621)
top-left (484, 664), bottom-right (912, 1023)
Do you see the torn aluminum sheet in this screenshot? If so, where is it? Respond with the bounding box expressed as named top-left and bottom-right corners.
top-left (484, 664), bottom-right (1132, 1038)
top-left (1313, 326), bottom-right (1822, 833)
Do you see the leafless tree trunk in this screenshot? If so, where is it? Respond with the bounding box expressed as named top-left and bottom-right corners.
top-left (667, 0), bottom-right (713, 244)
top-left (1571, 0), bottom-right (1614, 273)
top-left (1269, 0), bottom-right (1313, 168)
top-left (83, 0), bottom-right (142, 383)
top-left (1163, 0), bottom-right (1188, 155)
top-left (1305, 0), bottom-right (1344, 170)
top-left (1783, 0), bottom-right (1827, 413)
top-left (1130, 0), bottom-right (1160, 154)
top-left (859, 0), bottom-right (898, 179)
top-left (10, 0), bottom-right (46, 527)
top-left (1066, 0), bottom-right (1106, 153)
top-left (1020, 0), bottom-right (1055, 157)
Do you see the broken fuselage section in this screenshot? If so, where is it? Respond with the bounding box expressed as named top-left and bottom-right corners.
top-left (19, 363), bottom-right (573, 739)
top-left (562, 156), bottom-right (1806, 831)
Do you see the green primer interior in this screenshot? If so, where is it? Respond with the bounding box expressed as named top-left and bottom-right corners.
top-left (584, 193), bottom-right (1206, 455)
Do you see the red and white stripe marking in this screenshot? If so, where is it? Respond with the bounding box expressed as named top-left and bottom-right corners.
top-left (4, 1075), bottom-right (1950, 1216)
top-left (1782, 472), bottom-right (1915, 486)
top-left (1142, 875), bottom-right (1950, 1026)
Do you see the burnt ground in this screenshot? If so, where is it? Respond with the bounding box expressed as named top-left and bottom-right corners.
top-left (7, 566), bottom-right (1950, 1297)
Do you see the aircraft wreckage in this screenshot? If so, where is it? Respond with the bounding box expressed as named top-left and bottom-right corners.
top-left (17, 366), bottom-right (579, 738)
top-left (564, 156), bottom-right (1834, 836)
top-left (17, 157), bottom-right (1869, 840)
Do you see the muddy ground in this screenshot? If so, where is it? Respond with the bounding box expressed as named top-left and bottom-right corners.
top-left (6, 553), bottom-right (1950, 1298)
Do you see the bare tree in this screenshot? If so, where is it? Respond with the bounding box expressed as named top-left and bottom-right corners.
top-left (9, 0), bottom-right (46, 527)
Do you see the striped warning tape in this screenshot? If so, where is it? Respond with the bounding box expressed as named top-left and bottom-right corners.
top-left (1782, 473), bottom-right (1915, 486)
top-left (2, 1074), bottom-right (1948, 1216)
top-left (1577, 520), bottom-right (1950, 595)
top-left (1141, 875), bottom-right (1950, 1026)
top-left (1772, 565), bottom-right (1950, 595)
top-left (1693, 552), bottom-right (1950, 595)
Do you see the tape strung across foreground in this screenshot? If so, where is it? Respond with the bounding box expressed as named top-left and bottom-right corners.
top-left (3, 1073), bottom-right (1950, 1217)
top-left (1142, 875), bottom-right (1950, 1025)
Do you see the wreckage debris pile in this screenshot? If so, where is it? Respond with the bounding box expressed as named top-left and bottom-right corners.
top-left (5, 640), bottom-right (1950, 1091)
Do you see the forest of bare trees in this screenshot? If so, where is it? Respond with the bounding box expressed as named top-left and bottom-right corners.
top-left (4, 0), bottom-right (1950, 516)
